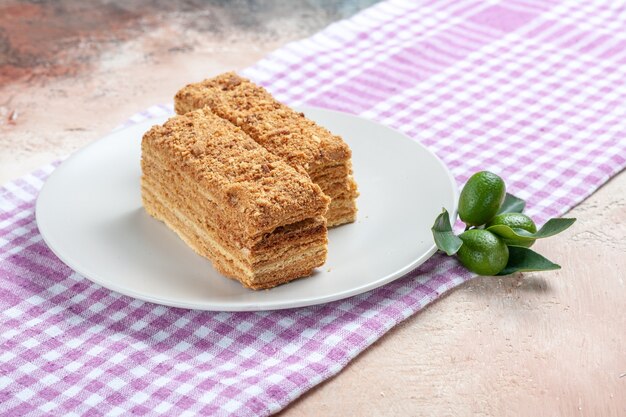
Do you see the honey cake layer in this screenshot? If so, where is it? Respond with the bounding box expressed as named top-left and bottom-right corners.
top-left (143, 184), bottom-right (327, 289)
top-left (142, 154), bottom-right (328, 268)
top-left (143, 181), bottom-right (327, 275)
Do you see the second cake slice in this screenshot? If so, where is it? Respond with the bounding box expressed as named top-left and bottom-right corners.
top-left (174, 72), bottom-right (358, 227)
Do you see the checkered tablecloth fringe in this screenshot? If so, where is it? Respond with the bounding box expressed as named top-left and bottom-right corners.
top-left (2, 1), bottom-right (626, 416)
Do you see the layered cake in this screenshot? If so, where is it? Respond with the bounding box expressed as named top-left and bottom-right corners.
top-left (174, 72), bottom-right (358, 227)
top-left (141, 108), bottom-right (330, 289)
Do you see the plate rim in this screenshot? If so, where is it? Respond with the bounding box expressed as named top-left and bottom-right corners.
top-left (35, 106), bottom-right (458, 311)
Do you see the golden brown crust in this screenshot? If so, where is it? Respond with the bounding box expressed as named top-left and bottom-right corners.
top-left (142, 108), bottom-right (330, 236)
top-left (174, 72), bottom-right (352, 170)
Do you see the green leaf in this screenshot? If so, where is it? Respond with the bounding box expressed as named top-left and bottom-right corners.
top-left (487, 217), bottom-right (576, 241)
top-left (431, 208), bottom-right (463, 256)
top-left (497, 246), bottom-right (561, 275)
top-left (532, 217), bottom-right (576, 237)
top-left (497, 193), bottom-right (526, 214)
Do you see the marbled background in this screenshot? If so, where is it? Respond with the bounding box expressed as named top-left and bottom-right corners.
top-left (0, 0), bottom-right (376, 183)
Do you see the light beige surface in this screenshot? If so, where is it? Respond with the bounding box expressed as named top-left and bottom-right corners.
top-left (2, 26), bottom-right (625, 417)
top-left (282, 173), bottom-right (626, 417)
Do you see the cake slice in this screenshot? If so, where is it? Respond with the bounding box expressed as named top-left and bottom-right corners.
top-left (141, 107), bottom-right (330, 290)
top-left (174, 72), bottom-right (358, 227)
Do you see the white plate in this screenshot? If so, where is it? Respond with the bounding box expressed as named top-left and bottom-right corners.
top-left (36, 107), bottom-right (457, 311)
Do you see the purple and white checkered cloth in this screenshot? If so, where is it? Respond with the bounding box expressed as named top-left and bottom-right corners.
top-left (2, 1), bottom-right (626, 415)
